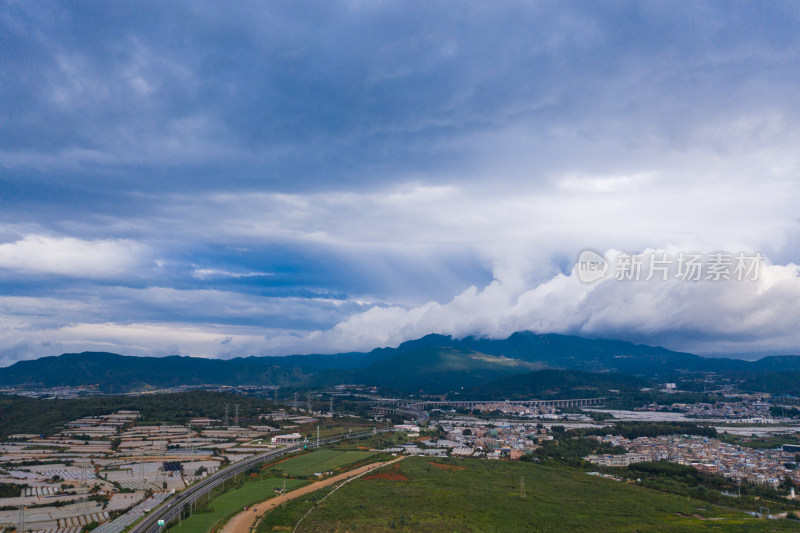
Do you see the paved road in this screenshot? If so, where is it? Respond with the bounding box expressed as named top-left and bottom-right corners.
top-left (129, 429), bottom-right (386, 533)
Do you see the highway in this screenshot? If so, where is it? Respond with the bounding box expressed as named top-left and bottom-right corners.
top-left (130, 429), bottom-right (385, 533)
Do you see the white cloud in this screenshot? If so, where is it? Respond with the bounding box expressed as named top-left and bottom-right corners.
top-left (191, 268), bottom-right (273, 280)
top-left (2, 253), bottom-right (800, 363)
top-left (292, 253), bottom-right (800, 358)
top-left (0, 235), bottom-right (148, 278)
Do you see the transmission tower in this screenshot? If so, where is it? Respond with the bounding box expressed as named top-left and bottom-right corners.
top-left (329, 397), bottom-right (333, 416)
top-left (306, 394), bottom-right (311, 412)
top-left (224, 403), bottom-right (229, 427)
top-left (234, 404), bottom-right (239, 426)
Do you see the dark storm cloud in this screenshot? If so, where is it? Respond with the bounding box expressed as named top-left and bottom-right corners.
top-left (4, 2), bottom-right (797, 201)
top-left (1, 1), bottom-right (799, 360)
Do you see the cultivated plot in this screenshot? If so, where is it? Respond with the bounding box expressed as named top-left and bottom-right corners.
top-left (168, 477), bottom-right (306, 533)
top-left (275, 450), bottom-right (375, 477)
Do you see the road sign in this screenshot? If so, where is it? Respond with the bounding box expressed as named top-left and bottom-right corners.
top-left (158, 519), bottom-right (165, 526)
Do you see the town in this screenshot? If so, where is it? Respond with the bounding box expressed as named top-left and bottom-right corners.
top-left (2, 386), bottom-right (800, 531)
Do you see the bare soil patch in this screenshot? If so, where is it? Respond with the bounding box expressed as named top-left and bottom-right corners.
top-left (430, 462), bottom-right (465, 471)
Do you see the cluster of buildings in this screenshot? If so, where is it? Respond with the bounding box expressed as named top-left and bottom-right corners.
top-left (630, 396), bottom-right (780, 424)
top-left (384, 418), bottom-right (556, 460)
top-left (456, 402), bottom-right (591, 420)
top-left (673, 400), bottom-right (773, 422)
top-left (0, 384), bottom-right (282, 400)
top-left (586, 434), bottom-right (799, 487)
top-left (0, 409), bottom-right (316, 532)
top-left (0, 386), bottom-right (104, 399)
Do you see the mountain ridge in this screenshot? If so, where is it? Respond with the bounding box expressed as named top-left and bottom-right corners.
top-left (2, 332), bottom-right (799, 393)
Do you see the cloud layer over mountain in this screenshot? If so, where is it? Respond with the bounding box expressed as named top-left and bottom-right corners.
top-left (1, 1), bottom-right (799, 364)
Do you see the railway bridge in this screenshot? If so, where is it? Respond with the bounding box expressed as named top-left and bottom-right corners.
top-left (399, 397), bottom-right (606, 410)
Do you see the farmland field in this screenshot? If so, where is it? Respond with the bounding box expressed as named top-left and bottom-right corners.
top-left (257, 457), bottom-right (799, 532)
top-left (274, 449), bottom-right (375, 477)
top-left (167, 477), bottom-right (306, 533)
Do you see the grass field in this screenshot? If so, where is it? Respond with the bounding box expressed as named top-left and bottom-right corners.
top-left (316, 422), bottom-right (377, 437)
top-left (167, 477), bottom-right (306, 533)
top-left (257, 457), bottom-right (800, 532)
top-left (274, 449), bottom-right (375, 477)
top-left (293, 420), bottom-right (383, 440)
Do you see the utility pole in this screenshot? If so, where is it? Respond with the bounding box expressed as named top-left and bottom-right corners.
top-left (224, 403), bottom-right (230, 427)
top-left (317, 425), bottom-right (320, 449)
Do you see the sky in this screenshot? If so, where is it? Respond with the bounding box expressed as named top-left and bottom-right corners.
top-left (1, 1), bottom-right (800, 365)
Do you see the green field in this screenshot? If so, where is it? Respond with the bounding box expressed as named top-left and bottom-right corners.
top-left (168, 477), bottom-right (306, 533)
top-left (258, 457), bottom-right (800, 532)
top-left (274, 449), bottom-right (375, 477)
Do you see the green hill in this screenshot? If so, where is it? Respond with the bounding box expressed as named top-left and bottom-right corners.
top-left (742, 371), bottom-right (800, 395)
top-left (463, 368), bottom-right (648, 400)
top-left (311, 346), bottom-right (542, 393)
top-left (0, 352), bottom-right (312, 392)
top-left (4, 332), bottom-right (800, 394)
top-left (458, 332), bottom-right (747, 376)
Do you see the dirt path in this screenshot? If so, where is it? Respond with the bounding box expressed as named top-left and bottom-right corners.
top-left (220, 456), bottom-right (405, 533)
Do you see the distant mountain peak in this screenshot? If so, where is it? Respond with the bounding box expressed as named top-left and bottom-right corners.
top-left (2, 332), bottom-right (799, 394)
